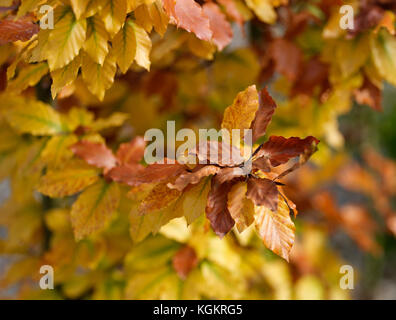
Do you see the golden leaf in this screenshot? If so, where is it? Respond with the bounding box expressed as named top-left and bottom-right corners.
top-left (254, 195), bottom-right (295, 261)
top-left (37, 160), bottom-right (100, 197)
top-left (83, 15), bottom-right (109, 65)
top-left (81, 51), bottom-right (117, 101)
top-left (227, 181), bottom-right (255, 233)
top-left (221, 84), bottom-right (259, 136)
top-left (71, 180), bottom-right (120, 240)
top-left (7, 62), bottom-right (48, 93)
top-left (5, 100), bottom-right (64, 135)
top-left (50, 55), bottom-right (81, 99)
top-left (113, 19), bottom-right (151, 74)
top-left (245, 0), bottom-right (276, 24)
top-left (44, 8), bottom-right (87, 71)
top-left (370, 29), bottom-right (396, 87)
top-left (101, 0), bottom-right (128, 37)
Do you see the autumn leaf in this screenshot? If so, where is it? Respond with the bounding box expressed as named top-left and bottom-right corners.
top-left (254, 195), bottom-right (295, 261)
top-left (70, 140), bottom-right (117, 171)
top-left (246, 177), bottom-right (278, 211)
top-left (7, 62), bottom-right (49, 93)
top-left (370, 28), bottom-right (396, 87)
top-left (172, 245), bottom-right (198, 280)
top-left (181, 177), bottom-right (211, 225)
top-left (205, 176), bottom-right (235, 238)
top-left (202, 2), bottom-right (233, 51)
top-left (83, 15), bottom-right (109, 65)
top-left (37, 160), bottom-right (100, 198)
top-left (44, 8), bottom-right (87, 71)
top-left (81, 51), bottom-right (117, 100)
top-left (71, 180), bottom-right (120, 240)
top-left (50, 55), bottom-right (81, 99)
top-left (5, 100), bottom-right (64, 135)
top-left (255, 136), bottom-right (320, 167)
top-left (227, 182), bottom-right (255, 232)
top-left (116, 136), bottom-right (146, 166)
top-left (0, 18), bottom-right (39, 44)
top-left (221, 85), bottom-right (259, 138)
top-left (163, 0), bottom-right (213, 41)
top-left (139, 182), bottom-right (181, 214)
top-left (109, 159), bottom-right (186, 186)
top-left (101, 0), bottom-right (128, 37)
top-left (168, 165), bottom-right (220, 191)
top-left (113, 19), bottom-right (151, 73)
top-left (251, 87), bottom-right (277, 142)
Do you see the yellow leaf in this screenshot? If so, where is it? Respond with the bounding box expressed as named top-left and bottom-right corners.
top-left (70, 0), bottom-right (89, 19)
top-left (62, 107), bottom-right (94, 132)
top-left (45, 8), bottom-right (87, 70)
top-left (370, 28), bottom-right (396, 87)
top-left (113, 19), bottom-right (151, 73)
top-left (129, 196), bottom-right (183, 242)
top-left (245, 0), bottom-right (276, 24)
top-left (139, 182), bottom-right (181, 214)
top-left (5, 100), bottom-right (64, 135)
top-left (81, 52), bottom-right (117, 101)
top-left (254, 195), bottom-right (295, 261)
top-left (17, 0), bottom-right (42, 17)
top-left (101, 0), bottom-right (128, 37)
top-left (37, 160), bottom-right (100, 197)
top-left (221, 84), bottom-right (259, 136)
top-left (182, 177), bottom-right (211, 225)
top-left (90, 112), bottom-right (129, 131)
top-left (135, 0), bottom-right (168, 37)
top-left (50, 55), bottom-right (81, 99)
top-left (227, 182), bottom-right (254, 233)
top-left (7, 62), bottom-right (49, 93)
top-left (187, 34), bottom-right (215, 60)
top-left (83, 15), bottom-right (109, 65)
top-left (71, 180), bottom-right (120, 240)
top-left (45, 209), bottom-right (72, 233)
top-left (40, 134), bottom-right (78, 169)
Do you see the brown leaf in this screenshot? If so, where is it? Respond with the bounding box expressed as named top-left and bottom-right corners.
top-left (269, 39), bottom-right (303, 82)
top-left (116, 136), bottom-right (146, 165)
top-left (168, 165), bottom-right (221, 191)
top-left (0, 18), bottom-right (39, 44)
top-left (251, 87), bottom-right (277, 142)
top-left (215, 167), bottom-right (245, 184)
top-left (227, 182), bottom-right (255, 232)
top-left (247, 177), bottom-right (279, 211)
top-left (105, 164), bottom-right (144, 185)
top-left (172, 245), bottom-right (198, 280)
top-left (163, 0), bottom-right (213, 41)
top-left (108, 159), bottom-right (186, 186)
top-left (71, 140), bottom-right (117, 170)
top-left (291, 58), bottom-right (329, 97)
top-left (202, 2), bottom-right (233, 50)
top-left (275, 137), bottom-right (319, 180)
top-left (205, 176), bottom-right (235, 237)
top-left (252, 156), bottom-right (271, 172)
top-left (354, 77), bottom-right (382, 111)
top-left (256, 136), bottom-right (320, 167)
top-left (191, 140), bottom-right (245, 167)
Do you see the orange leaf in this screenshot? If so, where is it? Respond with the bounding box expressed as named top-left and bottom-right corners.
top-left (163, 0), bottom-right (213, 41)
top-left (71, 141), bottom-right (117, 171)
top-left (202, 2), bottom-right (232, 50)
top-left (172, 245), bottom-right (198, 280)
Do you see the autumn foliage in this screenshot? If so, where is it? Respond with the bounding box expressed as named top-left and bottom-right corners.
top-left (0, 0), bottom-right (396, 300)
